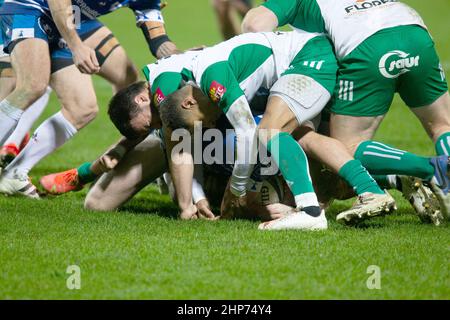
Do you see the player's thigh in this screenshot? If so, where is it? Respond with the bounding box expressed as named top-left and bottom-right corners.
top-left (85, 133), bottom-right (167, 211)
top-left (50, 65), bottom-right (97, 129)
top-left (97, 46), bottom-right (139, 93)
top-left (83, 26), bottom-right (139, 92)
top-left (1, 14), bottom-right (51, 99)
top-left (394, 27), bottom-right (450, 141)
top-left (329, 114), bottom-right (384, 155)
top-left (410, 92), bottom-right (450, 141)
top-left (260, 74), bottom-right (331, 142)
top-left (10, 38), bottom-right (50, 102)
top-left (260, 36), bottom-right (336, 140)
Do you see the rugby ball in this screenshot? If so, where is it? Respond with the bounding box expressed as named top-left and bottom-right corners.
top-left (259, 176), bottom-right (285, 206)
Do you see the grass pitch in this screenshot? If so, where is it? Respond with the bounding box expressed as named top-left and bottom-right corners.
top-left (0, 0), bottom-right (449, 299)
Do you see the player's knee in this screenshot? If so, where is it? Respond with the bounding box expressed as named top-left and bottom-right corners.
top-left (68, 102), bottom-right (99, 129)
top-left (297, 131), bottom-right (316, 154)
top-left (84, 193), bottom-right (116, 212)
top-left (16, 80), bottom-right (48, 104)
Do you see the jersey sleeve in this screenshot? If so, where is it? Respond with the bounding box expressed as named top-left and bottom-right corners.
top-left (262, 0), bottom-right (299, 27)
top-left (130, 0), bottom-right (164, 25)
top-left (200, 62), bottom-right (257, 197)
top-left (199, 61), bottom-right (245, 113)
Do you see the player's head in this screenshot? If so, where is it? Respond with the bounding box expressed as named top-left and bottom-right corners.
top-left (159, 85), bottom-right (221, 131)
top-left (108, 81), bottom-right (161, 139)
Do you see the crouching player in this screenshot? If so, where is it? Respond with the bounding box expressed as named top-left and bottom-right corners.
top-left (113, 31), bottom-right (393, 230)
top-left (242, 0), bottom-right (450, 225)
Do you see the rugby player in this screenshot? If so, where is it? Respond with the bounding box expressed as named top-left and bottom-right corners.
top-left (105, 31), bottom-right (396, 230)
top-left (0, 0), bottom-right (50, 168)
top-left (242, 0), bottom-right (450, 224)
top-left (83, 107), bottom-right (294, 222)
top-left (0, 0), bottom-right (178, 197)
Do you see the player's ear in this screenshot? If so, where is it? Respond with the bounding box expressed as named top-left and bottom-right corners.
top-left (181, 96), bottom-right (196, 110)
top-left (134, 92), bottom-right (150, 105)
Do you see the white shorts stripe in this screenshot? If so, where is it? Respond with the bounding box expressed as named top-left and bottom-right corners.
top-left (349, 81), bottom-right (354, 101)
top-left (343, 80), bottom-right (348, 100)
top-left (339, 80), bottom-right (344, 100)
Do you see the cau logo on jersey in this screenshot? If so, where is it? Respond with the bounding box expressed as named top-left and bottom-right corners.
top-left (345, 0), bottom-right (398, 13)
top-left (378, 50), bottom-right (420, 79)
top-left (209, 81), bottom-right (227, 103)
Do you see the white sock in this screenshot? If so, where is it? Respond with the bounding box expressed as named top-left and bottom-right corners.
top-left (0, 99), bottom-right (24, 145)
top-left (294, 192), bottom-right (320, 209)
top-left (4, 87), bottom-right (51, 147)
top-left (4, 111), bottom-right (77, 179)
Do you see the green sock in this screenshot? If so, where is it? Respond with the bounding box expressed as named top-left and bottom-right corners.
top-left (267, 132), bottom-right (318, 208)
top-left (77, 162), bottom-right (97, 185)
top-left (354, 141), bottom-right (434, 180)
top-left (435, 132), bottom-right (450, 156)
top-left (339, 160), bottom-right (384, 195)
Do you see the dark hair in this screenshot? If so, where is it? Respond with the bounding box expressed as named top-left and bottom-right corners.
top-left (159, 88), bottom-right (191, 130)
top-left (108, 81), bottom-right (148, 139)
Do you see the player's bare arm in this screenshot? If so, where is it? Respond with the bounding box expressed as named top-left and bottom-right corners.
top-left (140, 18), bottom-right (179, 58)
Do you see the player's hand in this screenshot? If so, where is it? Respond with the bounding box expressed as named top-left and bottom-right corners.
top-left (94, 146), bottom-right (126, 173)
top-left (195, 199), bottom-right (216, 220)
top-left (179, 203), bottom-right (199, 220)
top-left (220, 187), bottom-right (247, 219)
top-left (72, 43), bottom-right (100, 74)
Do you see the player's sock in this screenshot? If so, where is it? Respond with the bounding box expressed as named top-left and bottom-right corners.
top-left (3, 88), bottom-right (51, 148)
top-left (0, 100), bottom-right (24, 145)
top-left (354, 141), bottom-right (434, 180)
top-left (435, 132), bottom-right (450, 156)
top-left (267, 132), bottom-right (320, 216)
top-left (4, 111), bottom-right (77, 179)
top-left (372, 174), bottom-right (400, 190)
top-left (77, 162), bottom-right (98, 184)
top-left (338, 159), bottom-right (384, 195)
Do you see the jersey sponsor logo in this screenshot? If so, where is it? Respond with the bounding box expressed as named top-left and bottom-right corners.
top-left (345, 0), bottom-right (398, 14)
top-left (379, 50), bottom-right (420, 79)
top-left (153, 88), bottom-right (166, 106)
top-left (209, 81), bottom-right (226, 103)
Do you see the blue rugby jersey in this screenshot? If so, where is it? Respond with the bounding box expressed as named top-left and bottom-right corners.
top-left (0, 0), bottom-right (162, 23)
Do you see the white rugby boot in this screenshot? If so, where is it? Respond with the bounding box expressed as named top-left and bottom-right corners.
top-left (0, 173), bottom-right (40, 199)
top-left (336, 191), bottom-right (396, 225)
top-left (258, 209), bottom-right (327, 231)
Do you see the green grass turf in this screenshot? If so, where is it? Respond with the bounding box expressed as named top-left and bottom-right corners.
top-left (0, 0), bottom-right (449, 299)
